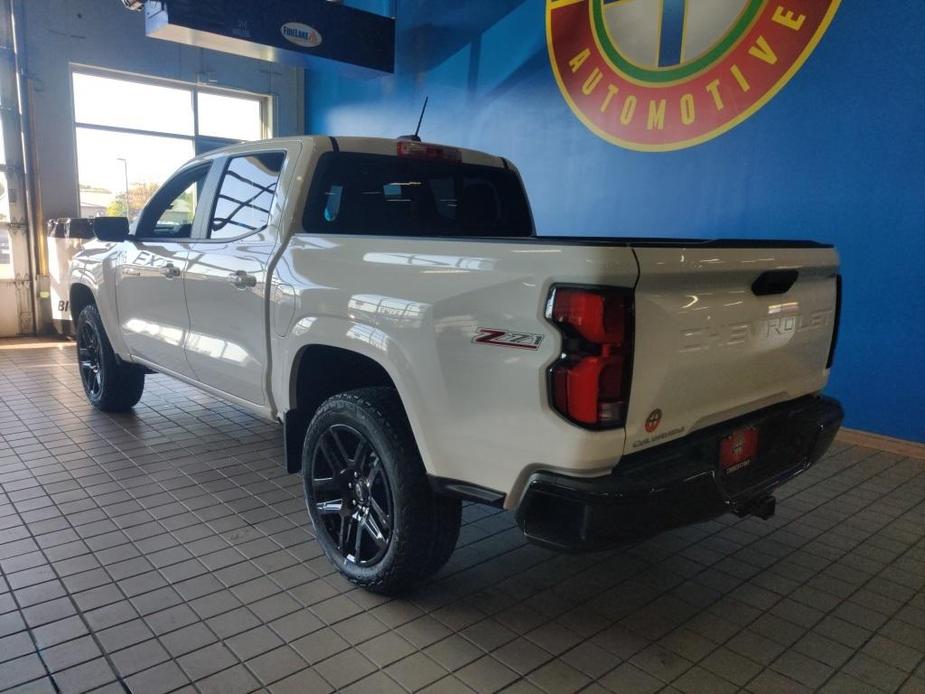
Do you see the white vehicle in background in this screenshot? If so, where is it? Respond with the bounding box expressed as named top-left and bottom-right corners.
top-left (68, 136), bottom-right (843, 593)
top-left (0, 231), bottom-right (9, 263)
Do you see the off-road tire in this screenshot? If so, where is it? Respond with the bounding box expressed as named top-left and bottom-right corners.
top-left (426, 493), bottom-right (462, 577)
top-left (302, 387), bottom-right (461, 594)
top-left (76, 305), bottom-right (145, 412)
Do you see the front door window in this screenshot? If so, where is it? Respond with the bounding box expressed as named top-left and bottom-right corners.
top-left (135, 165), bottom-right (211, 240)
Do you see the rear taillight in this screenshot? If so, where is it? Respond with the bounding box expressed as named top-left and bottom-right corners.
top-left (826, 273), bottom-right (841, 368)
top-left (546, 286), bottom-right (634, 429)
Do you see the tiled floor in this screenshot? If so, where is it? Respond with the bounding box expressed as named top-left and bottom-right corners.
top-left (1, 339), bottom-right (924, 694)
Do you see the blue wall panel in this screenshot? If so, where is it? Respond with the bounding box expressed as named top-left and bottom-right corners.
top-left (307, 1), bottom-right (925, 442)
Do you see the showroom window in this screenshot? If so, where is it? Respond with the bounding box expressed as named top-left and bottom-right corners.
top-left (71, 69), bottom-right (270, 221)
top-left (0, 123), bottom-right (10, 282)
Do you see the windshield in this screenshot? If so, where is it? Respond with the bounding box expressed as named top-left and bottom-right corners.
top-left (302, 152), bottom-right (534, 238)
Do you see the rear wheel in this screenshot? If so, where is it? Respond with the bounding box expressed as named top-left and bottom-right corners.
top-left (303, 387), bottom-right (460, 594)
top-left (426, 494), bottom-right (462, 577)
top-left (76, 305), bottom-right (145, 412)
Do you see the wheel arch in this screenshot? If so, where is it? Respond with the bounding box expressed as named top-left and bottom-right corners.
top-left (69, 283), bottom-right (96, 323)
top-left (283, 344), bottom-right (403, 474)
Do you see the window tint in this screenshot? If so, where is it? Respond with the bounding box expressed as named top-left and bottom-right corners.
top-left (210, 153), bottom-right (285, 239)
top-left (136, 165), bottom-right (210, 239)
top-left (303, 153), bottom-right (533, 238)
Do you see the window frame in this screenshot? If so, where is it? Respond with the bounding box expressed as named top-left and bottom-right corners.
top-left (132, 162), bottom-right (218, 242)
top-left (201, 150), bottom-right (288, 243)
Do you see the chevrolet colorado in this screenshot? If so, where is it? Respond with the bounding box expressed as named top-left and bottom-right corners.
top-left (68, 136), bottom-right (843, 593)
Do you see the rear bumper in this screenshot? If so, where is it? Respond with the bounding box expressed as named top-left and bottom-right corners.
top-left (515, 395), bottom-right (843, 551)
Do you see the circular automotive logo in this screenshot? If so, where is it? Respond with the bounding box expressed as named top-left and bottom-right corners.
top-left (547, 0), bottom-right (840, 151)
top-left (645, 408), bottom-right (662, 433)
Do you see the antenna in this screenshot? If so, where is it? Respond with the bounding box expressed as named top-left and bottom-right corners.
top-left (414, 97), bottom-right (429, 139)
top-left (399, 97), bottom-right (429, 142)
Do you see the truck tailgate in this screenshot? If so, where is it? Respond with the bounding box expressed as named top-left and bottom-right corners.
top-left (625, 245), bottom-right (839, 454)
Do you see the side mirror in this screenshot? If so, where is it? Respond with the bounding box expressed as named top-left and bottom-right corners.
top-left (90, 217), bottom-right (130, 242)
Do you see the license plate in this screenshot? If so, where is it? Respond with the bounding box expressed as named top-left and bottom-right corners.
top-left (719, 426), bottom-right (759, 474)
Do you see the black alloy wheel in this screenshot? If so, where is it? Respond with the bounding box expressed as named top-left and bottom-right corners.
top-left (78, 320), bottom-right (104, 399)
top-left (74, 304), bottom-right (145, 412)
top-left (310, 423), bottom-right (394, 566)
top-left (302, 387), bottom-right (461, 594)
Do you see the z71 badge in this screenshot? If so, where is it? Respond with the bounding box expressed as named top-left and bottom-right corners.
top-left (473, 328), bottom-right (545, 350)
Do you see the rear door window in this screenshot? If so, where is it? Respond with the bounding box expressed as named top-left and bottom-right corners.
top-left (303, 153), bottom-right (533, 237)
top-left (209, 152), bottom-right (285, 240)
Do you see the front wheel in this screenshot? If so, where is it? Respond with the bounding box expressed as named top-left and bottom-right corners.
top-left (303, 387), bottom-right (460, 594)
top-left (76, 305), bottom-right (145, 412)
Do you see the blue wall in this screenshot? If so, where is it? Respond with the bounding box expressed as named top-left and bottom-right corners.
top-left (307, 1), bottom-right (925, 443)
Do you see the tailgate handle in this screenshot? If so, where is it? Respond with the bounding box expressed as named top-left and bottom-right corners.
top-left (752, 270), bottom-right (798, 296)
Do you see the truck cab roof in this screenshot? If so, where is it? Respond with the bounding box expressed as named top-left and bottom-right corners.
top-left (198, 135), bottom-right (510, 170)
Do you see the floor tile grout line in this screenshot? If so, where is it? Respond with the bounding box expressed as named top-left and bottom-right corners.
top-left (687, 451), bottom-right (924, 689)
top-left (406, 444), bottom-right (907, 692)
top-left (0, 426), bottom-right (898, 692)
top-left (0, 470), bottom-right (133, 694)
top-left (813, 525), bottom-right (925, 694)
top-left (734, 457), bottom-right (925, 693)
top-left (1, 361), bottom-right (411, 691)
top-left (2, 353), bottom-right (924, 693)
top-left (0, 547), bottom-right (61, 693)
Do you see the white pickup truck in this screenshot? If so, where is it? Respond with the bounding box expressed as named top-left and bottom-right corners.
top-left (68, 136), bottom-right (843, 593)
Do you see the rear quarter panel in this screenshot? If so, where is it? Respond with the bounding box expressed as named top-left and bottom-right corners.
top-left (272, 235), bottom-right (638, 503)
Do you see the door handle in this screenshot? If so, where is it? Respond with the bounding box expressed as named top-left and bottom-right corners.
top-left (752, 270), bottom-right (798, 296)
top-left (227, 270), bottom-right (257, 289)
top-left (161, 263), bottom-right (181, 279)
top-left (122, 268), bottom-right (141, 277)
